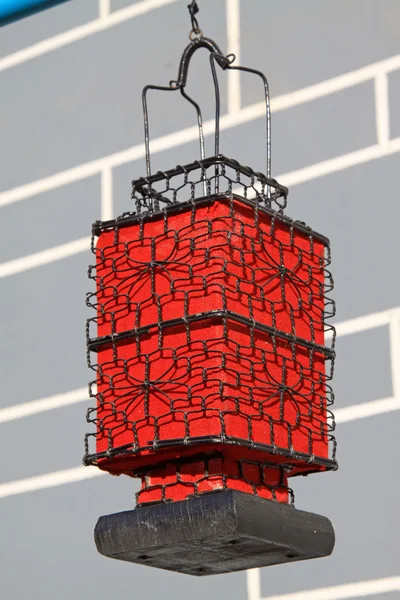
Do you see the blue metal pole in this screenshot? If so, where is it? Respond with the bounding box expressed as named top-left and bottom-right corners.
top-left (0, 0), bottom-right (70, 26)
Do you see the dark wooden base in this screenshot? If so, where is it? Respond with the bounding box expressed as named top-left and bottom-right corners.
top-left (95, 490), bottom-right (335, 576)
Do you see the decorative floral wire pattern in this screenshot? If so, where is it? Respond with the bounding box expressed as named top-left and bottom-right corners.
top-left (84, 156), bottom-right (337, 505)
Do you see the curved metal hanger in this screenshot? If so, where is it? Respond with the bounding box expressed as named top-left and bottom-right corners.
top-left (141, 2), bottom-right (272, 198)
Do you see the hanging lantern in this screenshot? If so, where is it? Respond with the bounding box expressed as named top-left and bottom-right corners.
top-left (84, 1), bottom-right (337, 576)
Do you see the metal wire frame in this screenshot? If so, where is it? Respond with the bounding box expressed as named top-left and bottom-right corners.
top-left (84, 160), bottom-right (337, 477)
top-left (84, 16), bottom-right (338, 498)
top-left (142, 35), bottom-right (273, 198)
top-left (134, 453), bottom-right (296, 507)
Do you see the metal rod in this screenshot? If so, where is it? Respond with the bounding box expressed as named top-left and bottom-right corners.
top-left (209, 53), bottom-right (222, 193)
top-left (226, 64), bottom-right (272, 198)
top-left (142, 84), bottom-right (179, 177)
top-left (179, 87), bottom-right (207, 196)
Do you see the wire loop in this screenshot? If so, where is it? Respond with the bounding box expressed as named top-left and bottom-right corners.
top-left (188, 1), bottom-right (200, 34)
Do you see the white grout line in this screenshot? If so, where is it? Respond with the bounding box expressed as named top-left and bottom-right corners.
top-left (335, 396), bottom-right (398, 424)
top-left (0, 0), bottom-right (179, 73)
top-left (271, 54), bottom-right (400, 113)
top-left (279, 137), bottom-right (400, 189)
top-left (332, 307), bottom-right (400, 338)
top-left (389, 314), bottom-right (400, 401)
top-left (226, 0), bottom-right (241, 114)
top-left (0, 466), bottom-right (106, 499)
top-left (261, 575), bottom-right (400, 600)
top-left (0, 237), bottom-right (90, 278)
top-left (247, 568), bottom-right (262, 600)
top-left (101, 167), bottom-right (113, 221)
top-left (1, 55), bottom-right (399, 209)
top-left (374, 72), bottom-right (390, 148)
top-left (0, 160), bottom-right (107, 208)
top-left (0, 388), bottom-right (88, 424)
top-left (98, 0), bottom-right (111, 20)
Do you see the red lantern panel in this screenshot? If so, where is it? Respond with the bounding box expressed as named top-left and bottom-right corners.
top-left (85, 194), bottom-right (335, 504)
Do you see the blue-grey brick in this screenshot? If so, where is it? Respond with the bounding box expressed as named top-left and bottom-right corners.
top-left (389, 69), bottom-right (400, 140)
top-left (0, 0), bottom-right (99, 58)
top-left (221, 81), bottom-right (376, 176)
top-left (280, 153), bottom-right (400, 322)
top-left (261, 412), bottom-right (400, 596)
top-left (0, 176), bottom-right (100, 262)
top-left (334, 327), bottom-right (393, 408)
top-left (0, 0), bottom-right (226, 192)
top-left (0, 252), bottom-right (90, 408)
top-left (241, 0), bottom-right (400, 105)
top-left (0, 403), bottom-right (87, 482)
top-left (111, 0), bottom-right (143, 10)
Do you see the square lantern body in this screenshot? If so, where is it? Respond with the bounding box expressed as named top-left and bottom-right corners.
top-left (86, 188), bottom-right (335, 486)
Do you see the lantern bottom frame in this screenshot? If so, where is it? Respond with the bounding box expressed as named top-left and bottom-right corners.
top-left (94, 490), bottom-right (335, 575)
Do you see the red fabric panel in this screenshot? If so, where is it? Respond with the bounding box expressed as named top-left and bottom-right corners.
top-left (95, 199), bottom-right (325, 344)
top-left (136, 458), bottom-right (289, 504)
top-left (93, 197), bottom-right (329, 492)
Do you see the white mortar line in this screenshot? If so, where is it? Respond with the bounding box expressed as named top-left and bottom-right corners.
top-left (247, 569), bottom-right (262, 600)
top-left (0, 0), bottom-right (179, 73)
top-left (0, 388), bottom-right (88, 424)
top-left (374, 72), bottom-right (390, 147)
top-left (1, 55), bottom-right (399, 209)
top-left (226, 0), bottom-right (241, 114)
top-left (98, 0), bottom-right (111, 20)
top-left (332, 307), bottom-right (400, 338)
top-left (0, 466), bottom-right (105, 499)
top-left (101, 167), bottom-right (113, 221)
top-left (271, 55), bottom-right (400, 113)
top-left (0, 160), bottom-right (107, 207)
top-left (261, 575), bottom-right (400, 600)
top-left (279, 137), bottom-right (400, 189)
top-left (335, 396), bottom-right (397, 423)
top-left (0, 237), bottom-right (90, 278)
top-left (389, 313), bottom-right (400, 401)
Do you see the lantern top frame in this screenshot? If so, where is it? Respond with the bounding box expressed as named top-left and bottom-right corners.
top-left (141, 20), bottom-right (274, 197)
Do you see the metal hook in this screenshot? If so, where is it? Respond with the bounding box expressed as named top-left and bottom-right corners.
top-left (187, 1), bottom-right (201, 37)
top-left (176, 37), bottom-right (226, 88)
top-left (142, 33), bottom-right (273, 198)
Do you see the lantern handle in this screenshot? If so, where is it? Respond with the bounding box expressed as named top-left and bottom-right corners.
top-left (142, 35), bottom-right (272, 194)
top-left (176, 37), bottom-right (229, 88)
top-left (142, 37), bottom-right (229, 178)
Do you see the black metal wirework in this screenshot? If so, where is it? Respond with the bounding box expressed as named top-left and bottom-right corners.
top-left (84, 158), bottom-right (337, 484)
top-left (84, 17), bottom-right (337, 507)
top-left (142, 32), bottom-right (271, 182)
top-left (188, 1), bottom-right (200, 36)
top-left (135, 453), bottom-right (295, 507)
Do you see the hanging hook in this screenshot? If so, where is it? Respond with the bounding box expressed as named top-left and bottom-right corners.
top-left (141, 7), bottom-right (274, 200)
top-left (188, 1), bottom-right (202, 38)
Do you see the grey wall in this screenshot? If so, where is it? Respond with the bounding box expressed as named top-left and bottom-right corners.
top-left (0, 2), bottom-right (399, 600)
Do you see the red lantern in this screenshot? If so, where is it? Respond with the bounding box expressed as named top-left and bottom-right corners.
top-left (84, 4), bottom-right (336, 576)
